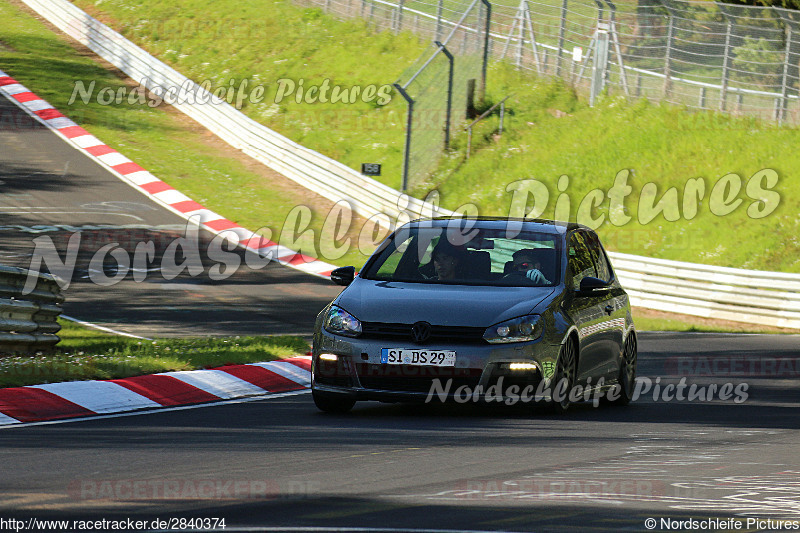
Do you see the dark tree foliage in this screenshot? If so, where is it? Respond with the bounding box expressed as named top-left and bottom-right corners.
top-left (714, 0), bottom-right (800, 9)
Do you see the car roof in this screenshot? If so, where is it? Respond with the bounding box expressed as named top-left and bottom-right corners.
top-left (404, 217), bottom-right (587, 235)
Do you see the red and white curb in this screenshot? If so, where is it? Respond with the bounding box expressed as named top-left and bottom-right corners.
top-left (0, 356), bottom-right (311, 426)
top-left (0, 69), bottom-right (336, 278)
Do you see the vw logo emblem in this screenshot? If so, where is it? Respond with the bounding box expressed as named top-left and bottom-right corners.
top-left (411, 321), bottom-right (432, 343)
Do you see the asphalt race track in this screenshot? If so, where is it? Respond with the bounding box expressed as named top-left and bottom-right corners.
top-left (1, 332), bottom-right (799, 532)
top-left (1, 88), bottom-right (800, 533)
top-left (0, 92), bottom-right (342, 338)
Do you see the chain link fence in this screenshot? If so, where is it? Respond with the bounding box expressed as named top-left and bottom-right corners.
top-left (295, 0), bottom-right (800, 181)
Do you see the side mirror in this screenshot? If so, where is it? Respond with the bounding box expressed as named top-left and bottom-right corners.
top-left (330, 266), bottom-right (356, 286)
top-left (578, 276), bottom-right (610, 295)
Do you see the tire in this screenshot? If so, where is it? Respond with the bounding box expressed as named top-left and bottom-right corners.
top-left (610, 333), bottom-right (637, 406)
top-left (550, 337), bottom-right (577, 415)
top-left (312, 389), bottom-right (356, 414)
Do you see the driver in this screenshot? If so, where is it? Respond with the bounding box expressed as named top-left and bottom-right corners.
top-left (431, 240), bottom-right (466, 281)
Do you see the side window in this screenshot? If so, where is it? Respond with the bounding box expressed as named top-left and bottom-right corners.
top-left (568, 232), bottom-right (596, 290)
top-left (586, 232), bottom-right (613, 283)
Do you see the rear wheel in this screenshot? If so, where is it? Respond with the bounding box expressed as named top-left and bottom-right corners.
top-left (312, 389), bottom-right (355, 413)
top-left (610, 333), bottom-right (637, 406)
top-left (550, 338), bottom-right (577, 414)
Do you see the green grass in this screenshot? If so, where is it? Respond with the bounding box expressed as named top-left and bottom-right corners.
top-left (3, 0), bottom-right (799, 276)
top-left (0, 0), bottom-right (413, 268)
top-left (631, 310), bottom-right (796, 334)
top-left (71, 0), bottom-right (427, 191)
top-left (0, 319), bottom-right (309, 388)
top-left (411, 63), bottom-right (800, 272)
top-left (50, 0), bottom-right (800, 272)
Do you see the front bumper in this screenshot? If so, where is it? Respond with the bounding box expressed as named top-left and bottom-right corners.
top-left (312, 328), bottom-right (561, 403)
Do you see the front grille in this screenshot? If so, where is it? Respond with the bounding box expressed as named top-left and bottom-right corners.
top-left (356, 364), bottom-right (481, 393)
top-left (360, 322), bottom-right (487, 344)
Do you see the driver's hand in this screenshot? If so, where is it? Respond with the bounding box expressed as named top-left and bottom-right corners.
top-left (525, 269), bottom-right (547, 284)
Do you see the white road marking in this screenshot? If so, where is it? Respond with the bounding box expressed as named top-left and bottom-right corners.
top-left (30, 381), bottom-right (162, 414)
top-left (159, 369), bottom-right (268, 399)
top-left (251, 361), bottom-right (311, 386)
top-left (96, 152), bottom-right (131, 167)
top-left (60, 315), bottom-right (151, 340)
top-left (0, 390), bottom-right (310, 429)
top-left (0, 413), bottom-right (20, 425)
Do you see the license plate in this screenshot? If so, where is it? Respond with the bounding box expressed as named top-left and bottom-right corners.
top-left (380, 348), bottom-right (456, 367)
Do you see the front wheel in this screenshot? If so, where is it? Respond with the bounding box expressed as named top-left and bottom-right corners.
top-left (610, 333), bottom-right (637, 406)
top-left (549, 338), bottom-right (577, 414)
top-left (312, 389), bottom-right (356, 413)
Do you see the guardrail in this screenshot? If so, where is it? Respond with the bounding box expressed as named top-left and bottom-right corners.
top-left (21, 0), bottom-right (439, 228)
top-left (609, 252), bottom-right (800, 330)
top-left (0, 266), bottom-right (64, 354)
top-left (19, 0), bottom-right (800, 330)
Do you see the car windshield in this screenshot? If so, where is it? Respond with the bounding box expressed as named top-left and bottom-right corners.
top-left (361, 226), bottom-right (561, 286)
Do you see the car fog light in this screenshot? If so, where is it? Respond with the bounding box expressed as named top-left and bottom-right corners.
top-left (509, 362), bottom-right (538, 371)
top-left (319, 353), bottom-right (338, 362)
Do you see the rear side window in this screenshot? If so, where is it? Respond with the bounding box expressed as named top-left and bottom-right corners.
top-left (567, 231), bottom-right (596, 290)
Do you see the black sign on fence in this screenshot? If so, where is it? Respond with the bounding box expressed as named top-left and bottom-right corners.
top-left (361, 163), bottom-right (382, 176)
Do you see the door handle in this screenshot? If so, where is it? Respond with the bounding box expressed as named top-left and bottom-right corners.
top-left (604, 305), bottom-right (614, 315)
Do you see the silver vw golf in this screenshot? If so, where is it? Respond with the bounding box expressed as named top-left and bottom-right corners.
top-left (311, 217), bottom-right (637, 413)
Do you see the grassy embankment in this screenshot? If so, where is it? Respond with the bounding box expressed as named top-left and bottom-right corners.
top-left (0, 0), bottom-right (796, 353)
top-left (0, 319), bottom-right (309, 388)
top-left (60, 0), bottom-right (800, 273)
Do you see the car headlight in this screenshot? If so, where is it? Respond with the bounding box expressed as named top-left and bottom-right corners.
top-left (483, 314), bottom-right (542, 344)
top-left (323, 305), bottom-right (362, 337)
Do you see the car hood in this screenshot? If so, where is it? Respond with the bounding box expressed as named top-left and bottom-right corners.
top-left (335, 278), bottom-right (555, 327)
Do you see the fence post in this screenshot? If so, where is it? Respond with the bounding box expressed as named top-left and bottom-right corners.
top-left (718, 6), bottom-right (733, 112)
top-left (774, 7), bottom-right (798, 125)
top-left (394, 83), bottom-right (414, 192)
top-left (589, 0), bottom-right (610, 106)
top-left (516, 5), bottom-right (525, 68)
top-left (591, 24), bottom-right (610, 106)
top-left (436, 0), bottom-right (444, 41)
top-left (395, 0), bottom-right (405, 33)
top-left (480, 0), bottom-right (492, 100)
top-left (660, 0), bottom-right (674, 98)
top-left (699, 86), bottom-right (706, 108)
top-left (605, 0), bottom-right (630, 97)
top-left (556, 0), bottom-right (568, 77)
top-left (436, 41), bottom-right (455, 150)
